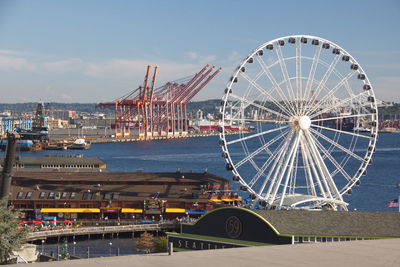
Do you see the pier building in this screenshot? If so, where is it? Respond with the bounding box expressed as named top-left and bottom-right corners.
top-left (8, 169), bottom-right (234, 222)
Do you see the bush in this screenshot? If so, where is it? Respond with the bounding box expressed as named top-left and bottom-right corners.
top-left (154, 236), bottom-right (168, 253)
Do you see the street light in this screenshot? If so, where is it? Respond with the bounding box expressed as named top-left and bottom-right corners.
top-left (41, 240), bottom-right (45, 254)
top-left (109, 242), bottom-right (112, 256)
top-left (73, 241), bottom-right (76, 255)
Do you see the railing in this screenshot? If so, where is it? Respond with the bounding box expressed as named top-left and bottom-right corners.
top-left (25, 223), bottom-right (178, 241)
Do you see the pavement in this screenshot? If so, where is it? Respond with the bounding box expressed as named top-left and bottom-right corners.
top-left (10, 238), bottom-right (400, 267)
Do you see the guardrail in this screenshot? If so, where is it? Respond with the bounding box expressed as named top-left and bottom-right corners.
top-left (25, 223), bottom-right (177, 241)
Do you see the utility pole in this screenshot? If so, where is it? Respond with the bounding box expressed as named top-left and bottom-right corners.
top-left (0, 132), bottom-right (20, 205)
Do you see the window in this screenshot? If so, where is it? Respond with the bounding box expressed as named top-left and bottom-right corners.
top-left (112, 192), bottom-right (120, 200)
top-left (25, 192), bottom-right (33, 199)
top-left (91, 192), bottom-right (98, 200)
top-left (48, 192), bottom-right (55, 199)
top-left (61, 192), bottom-right (68, 199)
top-left (103, 192), bottom-right (111, 200)
top-left (70, 192), bottom-right (76, 199)
top-left (16, 192), bottom-right (24, 199)
top-left (39, 192), bottom-right (46, 199)
top-left (82, 192), bottom-right (89, 200)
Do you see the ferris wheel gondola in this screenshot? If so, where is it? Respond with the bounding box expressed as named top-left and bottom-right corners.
top-left (219, 35), bottom-right (378, 211)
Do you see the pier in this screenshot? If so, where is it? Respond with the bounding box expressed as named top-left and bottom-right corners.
top-left (25, 223), bottom-right (179, 242)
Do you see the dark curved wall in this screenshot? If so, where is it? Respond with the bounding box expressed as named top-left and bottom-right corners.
top-left (182, 207), bottom-right (291, 245)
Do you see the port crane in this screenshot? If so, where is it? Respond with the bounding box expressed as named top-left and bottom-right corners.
top-left (99, 65), bottom-right (221, 139)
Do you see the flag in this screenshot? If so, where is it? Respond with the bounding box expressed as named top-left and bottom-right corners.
top-left (386, 198), bottom-right (399, 208)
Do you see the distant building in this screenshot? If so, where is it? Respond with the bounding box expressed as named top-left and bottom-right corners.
top-left (50, 110), bottom-right (76, 121)
top-left (196, 109), bottom-right (203, 120)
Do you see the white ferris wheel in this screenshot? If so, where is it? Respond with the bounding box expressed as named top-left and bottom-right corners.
top-left (219, 35), bottom-right (378, 211)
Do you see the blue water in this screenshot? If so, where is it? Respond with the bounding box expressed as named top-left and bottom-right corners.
top-left (20, 134), bottom-right (400, 212)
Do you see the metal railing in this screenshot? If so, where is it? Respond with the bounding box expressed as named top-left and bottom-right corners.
top-left (25, 223), bottom-right (177, 241)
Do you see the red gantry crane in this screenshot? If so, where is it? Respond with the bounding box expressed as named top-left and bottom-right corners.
top-left (98, 65), bottom-right (221, 139)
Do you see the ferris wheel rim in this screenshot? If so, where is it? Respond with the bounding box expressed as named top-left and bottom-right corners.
top-left (220, 35), bottom-right (378, 210)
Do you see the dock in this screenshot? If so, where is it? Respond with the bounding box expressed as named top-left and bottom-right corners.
top-left (25, 223), bottom-right (178, 242)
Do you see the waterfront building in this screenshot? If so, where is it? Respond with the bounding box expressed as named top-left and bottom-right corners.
top-left (8, 169), bottom-right (235, 222)
top-left (0, 155), bottom-right (107, 172)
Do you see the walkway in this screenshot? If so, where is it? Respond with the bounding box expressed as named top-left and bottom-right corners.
top-left (25, 223), bottom-right (178, 241)
top-left (10, 238), bottom-right (400, 267)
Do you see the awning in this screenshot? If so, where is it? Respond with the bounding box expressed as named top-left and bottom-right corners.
top-left (221, 197), bottom-right (242, 202)
top-left (121, 208), bottom-right (143, 213)
top-left (41, 208), bottom-right (100, 213)
top-left (186, 209), bottom-right (207, 215)
top-left (209, 198), bottom-right (222, 202)
top-left (165, 208), bottom-right (186, 213)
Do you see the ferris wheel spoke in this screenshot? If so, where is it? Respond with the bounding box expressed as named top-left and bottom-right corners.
top-left (248, 137), bottom-right (288, 188)
top-left (304, 54), bottom-right (341, 110)
top-left (309, 128), bottom-right (365, 162)
top-left (309, 91), bottom-right (370, 119)
top-left (310, 123), bottom-right (370, 139)
top-left (229, 93), bottom-right (290, 120)
top-left (227, 117), bottom-right (288, 124)
top-left (254, 57), bottom-right (297, 115)
top-left (303, 45), bottom-right (322, 112)
top-left (311, 113), bottom-right (373, 123)
top-left (225, 125), bottom-right (289, 146)
top-left (236, 129), bottom-right (289, 169)
top-left (310, 132), bottom-right (353, 182)
top-left (306, 70), bottom-right (358, 116)
top-left (275, 45), bottom-right (297, 110)
top-left (296, 39), bottom-right (303, 111)
top-left (304, 130), bottom-right (342, 200)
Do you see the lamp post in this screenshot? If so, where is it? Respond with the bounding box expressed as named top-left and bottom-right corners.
top-left (73, 241), bottom-right (76, 255)
top-left (109, 242), bottom-right (112, 256)
top-left (41, 240), bottom-right (45, 254)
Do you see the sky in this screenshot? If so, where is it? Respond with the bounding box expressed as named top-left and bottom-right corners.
top-left (0, 0), bottom-right (399, 103)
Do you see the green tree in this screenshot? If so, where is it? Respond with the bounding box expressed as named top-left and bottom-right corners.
top-left (154, 236), bottom-right (168, 253)
top-left (0, 199), bottom-right (27, 264)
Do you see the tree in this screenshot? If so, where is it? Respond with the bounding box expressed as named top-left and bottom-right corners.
top-left (0, 199), bottom-right (27, 264)
top-left (154, 236), bottom-right (168, 253)
top-left (135, 232), bottom-right (155, 253)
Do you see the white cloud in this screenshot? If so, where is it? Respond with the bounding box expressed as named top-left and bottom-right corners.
top-left (0, 54), bottom-right (36, 71)
top-left (43, 58), bottom-right (84, 72)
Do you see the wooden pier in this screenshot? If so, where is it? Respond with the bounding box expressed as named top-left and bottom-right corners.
top-left (25, 223), bottom-right (179, 242)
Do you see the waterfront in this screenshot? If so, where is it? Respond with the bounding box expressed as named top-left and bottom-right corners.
top-left (18, 133), bottom-right (400, 212)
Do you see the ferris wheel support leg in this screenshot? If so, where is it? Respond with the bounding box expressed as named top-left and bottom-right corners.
top-left (302, 138), bottom-right (328, 199)
top-left (278, 131), bottom-right (302, 209)
top-left (300, 135), bottom-right (317, 197)
top-left (305, 130), bottom-right (345, 210)
top-left (270, 131), bottom-right (300, 208)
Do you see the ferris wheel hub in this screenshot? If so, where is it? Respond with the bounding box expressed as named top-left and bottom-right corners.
top-left (298, 116), bottom-right (311, 130)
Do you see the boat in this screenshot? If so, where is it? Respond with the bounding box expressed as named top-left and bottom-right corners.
top-left (0, 139), bottom-right (34, 151)
top-left (318, 112), bottom-right (354, 132)
top-left (29, 142), bottom-right (43, 152)
top-left (69, 138), bottom-right (91, 150)
top-left (44, 141), bottom-right (68, 150)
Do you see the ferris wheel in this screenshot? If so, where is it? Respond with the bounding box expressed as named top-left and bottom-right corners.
top-left (219, 35), bottom-right (378, 211)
